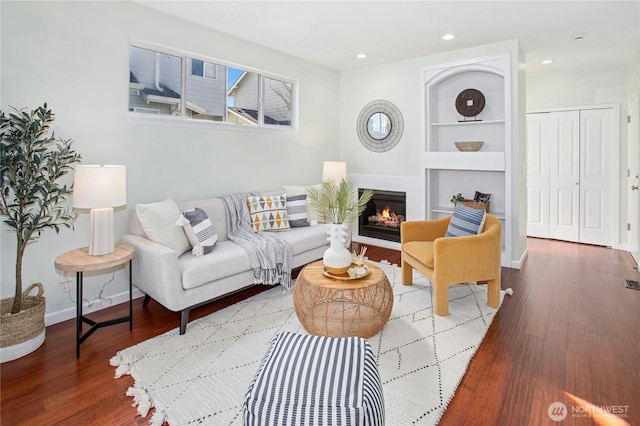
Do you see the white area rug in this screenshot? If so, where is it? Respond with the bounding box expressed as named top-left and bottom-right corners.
top-left (111, 261), bottom-right (506, 425)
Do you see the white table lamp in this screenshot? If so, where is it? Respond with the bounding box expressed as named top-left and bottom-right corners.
top-left (322, 161), bottom-right (347, 183)
top-left (73, 165), bottom-right (127, 256)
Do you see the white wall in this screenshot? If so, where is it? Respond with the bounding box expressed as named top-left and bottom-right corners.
top-left (340, 40), bottom-right (528, 267)
top-left (0, 1), bottom-right (340, 324)
top-left (527, 64), bottom-right (631, 243)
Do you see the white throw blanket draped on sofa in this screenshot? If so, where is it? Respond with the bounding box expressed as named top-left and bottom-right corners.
top-left (221, 193), bottom-right (293, 291)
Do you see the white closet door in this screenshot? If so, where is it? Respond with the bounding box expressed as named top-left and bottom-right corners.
top-left (526, 113), bottom-right (550, 238)
top-left (549, 111), bottom-right (580, 242)
top-left (579, 108), bottom-right (614, 246)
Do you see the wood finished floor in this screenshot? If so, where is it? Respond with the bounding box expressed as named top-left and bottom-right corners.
top-left (1, 238), bottom-right (639, 425)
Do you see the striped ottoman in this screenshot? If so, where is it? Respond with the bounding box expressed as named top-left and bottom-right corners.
top-left (243, 331), bottom-right (384, 426)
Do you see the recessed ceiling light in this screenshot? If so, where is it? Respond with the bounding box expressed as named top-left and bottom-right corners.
top-left (356, 53), bottom-right (367, 59)
top-left (442, 34), bottom-right (455, 41)
top-left (542, 59), bottom-right (553, 64)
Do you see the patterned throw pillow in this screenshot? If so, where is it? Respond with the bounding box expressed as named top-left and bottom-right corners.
top-left (176, 208), bottom-right (217, 256)
top-left (246, 194), bottom-right (290, 232)
top-left (286, 194), bottom-right (310, 227)
top-left (446, 203), bottom-right (487, 237)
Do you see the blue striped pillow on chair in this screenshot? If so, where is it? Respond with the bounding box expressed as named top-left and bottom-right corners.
top-left (446, 203), bottom-right (486, 237)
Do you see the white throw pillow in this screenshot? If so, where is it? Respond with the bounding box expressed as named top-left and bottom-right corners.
top-left (135, 198), bottom-right (190, 255)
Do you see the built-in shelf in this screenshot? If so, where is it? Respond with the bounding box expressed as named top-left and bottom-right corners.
top-left (432, 206), bottom-right (506, 220)
top-left (422, 52), bottom-right (514, 268)
top-left (431, 119), bottom-right (505, 127)
top-left (423, 152), bottom-right (505, 171)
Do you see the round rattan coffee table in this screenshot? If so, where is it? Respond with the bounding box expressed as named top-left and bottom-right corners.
top-left (293, 260), bottom-right (393, 338)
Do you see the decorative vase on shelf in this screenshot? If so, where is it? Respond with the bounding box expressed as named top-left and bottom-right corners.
top-left (323, 224), bottom-right (352, 275)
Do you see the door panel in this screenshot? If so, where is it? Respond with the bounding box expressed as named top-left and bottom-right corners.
top-left (549, 111), bottom-right (580, 242)
top-left (579, 109), bottom-right (613, 246)
top-left (526, 113), bottom-right (549, 237)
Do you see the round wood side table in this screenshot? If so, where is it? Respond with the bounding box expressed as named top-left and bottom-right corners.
top-left (293, 260), bottom-right (393, 338)
top-left (54, 243), bottom-right (134, 358)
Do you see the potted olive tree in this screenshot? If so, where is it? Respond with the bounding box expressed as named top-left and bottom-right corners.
top-left (0, 103), bottom-right (81, 362)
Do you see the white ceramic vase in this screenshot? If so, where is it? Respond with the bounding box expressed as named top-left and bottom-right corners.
top-left (323, 223), bottom-right (352, 275)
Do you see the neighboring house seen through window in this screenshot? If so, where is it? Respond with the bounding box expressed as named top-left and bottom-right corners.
top-left (129, 44), bottom-right (295, 128)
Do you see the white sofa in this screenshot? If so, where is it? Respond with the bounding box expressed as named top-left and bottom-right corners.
top-left (122, 193), bottom-right (330, 334)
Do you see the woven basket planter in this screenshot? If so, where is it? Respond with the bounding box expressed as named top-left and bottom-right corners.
top-left (1, 282), bottom-right (46, 362)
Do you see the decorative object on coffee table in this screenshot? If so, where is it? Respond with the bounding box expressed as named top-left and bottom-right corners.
top-left (293, 260), bottom-right (393, 338)
top-left (307, 163), bottom-right (373, 274)
top-left (323, 224), bottom-right (352, 274)
top-left (0, 103), bottom-right (81, 362)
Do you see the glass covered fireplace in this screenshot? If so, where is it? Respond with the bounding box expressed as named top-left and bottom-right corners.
top-left (358, 189), bottom-right (406, 243)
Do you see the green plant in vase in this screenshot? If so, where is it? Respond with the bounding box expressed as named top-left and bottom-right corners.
top-left (306, 178), bottom-right (373, 275)
top-left (306, 178), bottom-right (373, 225)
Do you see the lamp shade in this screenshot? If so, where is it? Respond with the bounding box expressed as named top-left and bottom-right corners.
top-left (322, 161), bottom-right (347, 182)
top-left (73, 165), bottom-right (127, 209)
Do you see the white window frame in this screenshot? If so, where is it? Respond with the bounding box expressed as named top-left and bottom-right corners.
top-left (127, 40), bottom-right (298, 131)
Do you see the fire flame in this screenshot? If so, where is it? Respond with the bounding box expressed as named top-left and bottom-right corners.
top-left (381, 207), bottom-right (391, 219)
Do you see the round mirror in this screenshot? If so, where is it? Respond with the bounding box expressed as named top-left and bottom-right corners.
top-left (357, 100), bottom-right (404, 152)
top-left (367, 113), bottom-right (392, 140)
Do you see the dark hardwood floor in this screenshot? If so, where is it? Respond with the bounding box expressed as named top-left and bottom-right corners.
top-left (1, 238), bottom-right (638, 425)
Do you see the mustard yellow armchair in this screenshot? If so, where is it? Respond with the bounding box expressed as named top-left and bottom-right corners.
top-left (400, 214), bottom-right (502, 316)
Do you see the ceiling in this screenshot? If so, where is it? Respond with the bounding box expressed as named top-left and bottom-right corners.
top-left (132, 1), bottom-right (639, 73)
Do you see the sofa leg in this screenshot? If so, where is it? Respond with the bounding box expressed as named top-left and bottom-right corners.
top-left (486, 278), bottom-right (500, 309)
top-left (142, 294), bottom-right (151, 307)
top-left (179, 309), bottom-right (190, 335)
top-left (402, 261), bottom-right (413, 285)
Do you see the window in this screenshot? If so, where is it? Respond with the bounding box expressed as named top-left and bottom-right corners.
top-left (129, 43), bottom-right (296, 129)
top-left (129, 46), bottom-right (182, 116)
top-left (191, 59), bottom-right (217, 80)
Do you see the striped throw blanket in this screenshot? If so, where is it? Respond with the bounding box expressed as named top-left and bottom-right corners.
top-left (221, 193), bottom-right (293, 291)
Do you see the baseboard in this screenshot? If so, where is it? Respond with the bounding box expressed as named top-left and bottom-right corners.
top-left (510, 248), bottom-right (528, 270)
top-left (45, 289), bottom-right (145, 326)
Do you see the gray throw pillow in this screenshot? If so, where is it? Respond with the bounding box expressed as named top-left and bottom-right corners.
top-left (176, 208), bottom-right (217, 255)
top-left (286, 194), bottom-right (310, 227)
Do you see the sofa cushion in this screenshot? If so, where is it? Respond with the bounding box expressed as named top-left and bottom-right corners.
top-left (275, 223), bottom-right (330, 256)
top-left (135, 198), bottom-right (190, 255)
top-left (179, 241), bottom-right (252, 289)
top-left (446, 203), bottom-right (486, 237)
top-left (246, 194), bottom-right (290, 232)
top-left (286, 193), bottom-right (310, 228)
top-left (176, 207), bottom-right (217, 255)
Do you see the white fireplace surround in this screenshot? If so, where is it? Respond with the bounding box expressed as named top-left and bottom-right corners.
top-left (350, 174), bottom-right (422, 250)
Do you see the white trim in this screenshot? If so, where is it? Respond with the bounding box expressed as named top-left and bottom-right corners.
top-left (126, 111), bottom-right (297, 133)
top-left (44, 288), bottom-right (145, 326)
